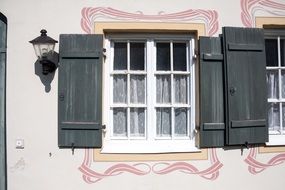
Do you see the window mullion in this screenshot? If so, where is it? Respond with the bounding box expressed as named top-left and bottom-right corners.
top-left (189, 39), bottom-right (195, 139)
top-left (108, 41), bottom-right (114, 139)
top-left (170, 41), bottom-right (174, 139)
top-left (127, 41), bottom-right (131, 138)
top-left (186, 41), bottom-right (191, 138)
top-left (147, 40), bottom-right (155, 140)
top-left (277, 37), bottom-right (283, 134)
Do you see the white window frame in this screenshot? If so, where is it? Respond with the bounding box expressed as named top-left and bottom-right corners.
top-left (265, 30), bottom-right (285, 146)
top-left (102, 34), bottom-right (199, 153)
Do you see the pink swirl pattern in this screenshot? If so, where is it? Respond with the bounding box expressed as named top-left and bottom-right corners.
top-left (78, 149), bottom-right (151, 183)
top-left (79, 148), bottom-right (223, 183)
top-left (81, 7), bottom-right (219, 36)
top-left (152, 148), bottom-right (223, 180)
top-left (241, 0), bottom-right (285, 27)
top-left (245, 147), bottom-right (285, 174)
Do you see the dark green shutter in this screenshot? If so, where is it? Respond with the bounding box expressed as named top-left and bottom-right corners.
top-left (58, 34), bottom-right (103, 148)
top-left (0, 12), bottom-right (6, 190)
top-left (223, 27), bottom-right (268, 145)
top-left (199, 37), bottom-right (225, 147)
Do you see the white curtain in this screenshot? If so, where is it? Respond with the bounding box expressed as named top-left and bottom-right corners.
top-left (156, 108), bottom-right (171, 137)
top-left (174, 75), bottom-right (187, 103)
top-left (156, 75), bottom-right (171, 136)
top-left (130, 75), bottom-right (145, 137)
top-left (130, 108), bottom-right (145, 137)
top-left (156, 75), bottom-right (171, 103)
top-left (175, 108), bottom-right (187, 136)
top-left (113, 75), bottom-right (146, 137)
top-left (113, 75), bottom-right (127, 103)
top-left (268, 103), bottom-right (280, 131)
top-left (156, 75), bottom-right (188, 136)
top-left (267, 71), bottom-right (278, 99)
top-left (130, 75), bottom-right (145, 104)
top-left (174, 76), bottom-right (188, 136)
top-left (282, 71), bottom-right (285, 98)
top-left (113, 108), bottom-right (127, 136)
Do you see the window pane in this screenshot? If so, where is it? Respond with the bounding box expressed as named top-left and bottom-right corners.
top-left (130, 43), bottom-right (145, 70)
top-left (282, 70), bottom-right (285, 98)
top-left (173, 43), bottom-right (187, 71)
top-left (156, 108), bottom-right (171, 137)
top-left (174, 75), bottom-right (188, 103)
top-left (113, 75), bottom-right (127, 103)
top-left (114, 42), bottom-right (127, 70)
top-left (281, 39), bottom-right (285, 67)
top-left (268, 103), bottom-right (280, 132)
top-left (283, 103), bottom-right (285, 132)
top-left (113, 108), bottom-right (127, 137)
top-left (156, 43), bottom-right (170, 71)
top-left (130, 75), bottom-right (145, 104)
top-left (130, 108), bottom-right (145, 137)
top-left (265, 39), bottom-right (278, 67)
top-left (175, 108), bottom-right (187, 136)
top-left (266, 70), bottom-right (279, 99)
top-left (156, 75), bottom-right (171, 103)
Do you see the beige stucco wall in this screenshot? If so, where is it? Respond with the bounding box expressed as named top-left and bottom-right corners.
top-left (1, 0), bottom-right (285, 190)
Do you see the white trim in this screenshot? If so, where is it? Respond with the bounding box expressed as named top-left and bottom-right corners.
top-left (104, 34), bottom-right (196, 153)
top-left (267, 135), bottom-right (285, 146)
top-left (101, 140), bottom-right (200, 153)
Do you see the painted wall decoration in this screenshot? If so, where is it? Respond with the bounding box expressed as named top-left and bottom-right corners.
top-left (241, 0), bottom-right (285, 174)
top-left (241, 0), bottom-right (285, 27)
top-left (79, 6), bottom-right (222, 184)
top-left (81, 7), bottom-right (219, 36)
top-left (78, 149), bottom-right (223, 183)
top-left (245, 147), bottom-right (285, 174)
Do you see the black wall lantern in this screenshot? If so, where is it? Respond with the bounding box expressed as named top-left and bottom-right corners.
top-left (30, 29), bottom-right (58, 75)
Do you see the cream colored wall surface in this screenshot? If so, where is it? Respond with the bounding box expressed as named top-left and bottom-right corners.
top-left (1, 0), bottom-right (285, 190)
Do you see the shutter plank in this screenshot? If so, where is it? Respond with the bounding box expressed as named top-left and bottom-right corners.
top-left (58, 34), bottom-right (103, 148)
top-left (0, 13), bottom-right (7, 190)
top-left (199, 37), bottom-right (225, 147)
top-left (223, 27), bottom-right (268, 145)
top-left (231, 119), bottom-right (266, 128)
top-left (228, 43), bottom-right (263, 51)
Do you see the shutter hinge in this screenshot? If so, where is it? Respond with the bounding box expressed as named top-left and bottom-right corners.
top-left (102, 125), bottom-right (107, 133)
top-left (102, 48), bottom-right (107, 57)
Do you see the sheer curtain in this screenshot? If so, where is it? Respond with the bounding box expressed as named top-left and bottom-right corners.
top-left (174, 75), bottom-right (188, 136)
top-left (267, 71), bottom-right (280, 131)
top-left (113, 74), bottom-right (146, 137)
top-left (156, 75), bottom-right (171, 136)
top-left (113, 75), bottom-right (127, 136)
top-left (174, 75), bottom-right (187, 103)
top-left (130, 75), bottom-right (145, 137)
top-left (175, 108), bottom-right (187, 136)
top-left (113, 75), bottom-right (127, 103)
top-left (156, 75), bottom-right (188, 137)
top-left (267, 71), bottom-right (278, 99)
top-left (268, 103), bottom-right (280, 131)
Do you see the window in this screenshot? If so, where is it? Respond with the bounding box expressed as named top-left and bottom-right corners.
top-left (265, 29), bottom-right (285, 145)
top-left (103, 34), bottom-right (197, 153)
top-left (58, 27), bottom-right (269, 150)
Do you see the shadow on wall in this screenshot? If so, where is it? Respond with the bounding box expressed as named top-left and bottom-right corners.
top-left (34, 52), bottom-right (59, 92)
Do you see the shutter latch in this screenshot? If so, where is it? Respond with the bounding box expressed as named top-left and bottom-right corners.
top-left (229, 87), bottom-right (237, 96)
top-left (240, 141), bottom-right (249, 155)
top-left (71, 143), bottom-right (75, 155)
top-left (59, 93), bottom-right (64, 101)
